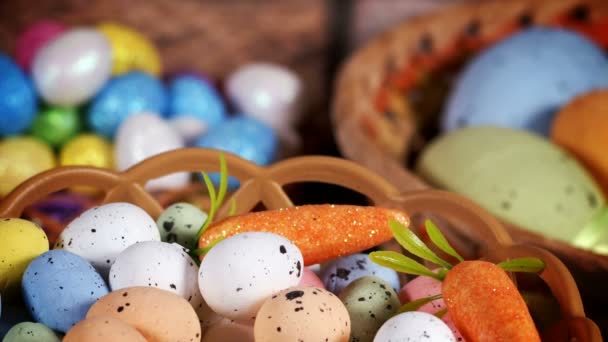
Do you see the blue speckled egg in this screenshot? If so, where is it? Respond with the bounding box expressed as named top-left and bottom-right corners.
top-left (88, 71), bottom-right (167, 138)
top-left (321, 253), bottom-right (401, 295)
top-left (0, 53), bottom-right (37, 137)
top-left (443, 28), bottom-right (608, 136)
top-left (22, 250), bottom-right (109, 333)
top-left (167, 75), bottom-right (227, 128)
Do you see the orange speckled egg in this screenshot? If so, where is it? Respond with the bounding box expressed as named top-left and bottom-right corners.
top-left (86, 287), bottom-right (201, 342)
top-left (202, 318), bottom-right (254, 342)
top-left (254, 286), bottom-right (350, 342)
top-left (552, 89), bottom-right (608, 195)
top-left (64, 315), bottom-right (146, 342)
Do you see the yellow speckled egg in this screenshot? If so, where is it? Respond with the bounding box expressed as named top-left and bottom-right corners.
top-left (0, 218), bottom-right (49, 295)
top-left (98, 22), bottom-right (161, 76)
top-left (87, 287), bottom-right (201, 342)
top-left (0, 137), bottom-right (55, 197)
top-left (64, 315), bottom-right (146, 342)
top-left (60, 134), bottom-right (114, 169)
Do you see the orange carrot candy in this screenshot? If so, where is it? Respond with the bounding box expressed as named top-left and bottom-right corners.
top-left (370, 220), bottom-right (544, 342)
top-left (198, 204), bottom-right (410, 265)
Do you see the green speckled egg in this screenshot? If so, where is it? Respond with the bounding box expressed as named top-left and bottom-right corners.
top-left (416, 126), bottom-right (606, 251)
top-left (338, 276), bottom-right (399, 342)
top-left (156, 203), bottom-right (207, 249)
top-left (3, 322), bottom-right (61, 342)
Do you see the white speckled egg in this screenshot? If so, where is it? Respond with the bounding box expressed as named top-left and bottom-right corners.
top-left (32, 28), bottom-right (112, 106)
top-left (254, 286), bottom-right (350, 342)
top-left (109, 241), bottom-right (203, 310)
top-left (198, 232), bottom-right (303, 320)
top-left (374, 312), bottom-right (455, 342)
top-left (156, 202), bottom-right (208, 250)
top-left (321, 253), bottom-right (401, 294)
top-left (55, 202), bottom-right (160, 278)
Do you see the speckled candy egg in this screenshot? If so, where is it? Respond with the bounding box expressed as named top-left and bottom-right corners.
top-left (321, 253), bottom-right (400, 294)
top-left (22, 250), bottom-right (109, 333)
top-left (156, 202), bottom-right (208, 249)
top-left (443, 28), bottom-right (608, 136)
top-left (98, 22), bottom-right (161, 76)
top-left (0, 218), bottom-right (49, 295)
top-left (339, 276), bottom-right (400, 342)
top-left (374, 312), bottom-right (455, 342)
top-left (0, 53), bottom-right (37, 137)
top-left (55, 202), bottom-right (160, 278)
top-left (254, 286), bottom-right (350, 342)
top-left (2, 322), bottom-right (60, 342)
top-left (109, 241), bottom-right (203, 310)
top-left (199, 232), bottom-right (303, 320)
top-left (87, 286), bottom-right (201, 342)
top-left (196, 116), bottom-right (278, 166)
top-left (15, 20), bottom-right (66, 72)
top-left (88, 71), bottom-right (167, 138)
top-left (64, 315), bottom-right (146, 342)
top-left (0, 137), bottom-right (56, 196)
top-left (202, 318), bottom-right (254, 342)
top-left (167, 75), bottom-right (227, 129)
top-left (32, 28), bottom-right (112, 106)
top-left (114, 113), bottom-right (189, 191)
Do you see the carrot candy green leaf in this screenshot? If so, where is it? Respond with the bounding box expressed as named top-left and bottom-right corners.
top-left (196, 153), bottom-right (229, 241)
top-left (397, 294), bottom-right (443, 314)
top-left (388, 219), bottom-right (452, 269)
top-left (369, 250), bottom-right (444, 281)
top-left (498, 257), bottom-right (545, 273)
top-left (425, 220), bottom-right (464, 262)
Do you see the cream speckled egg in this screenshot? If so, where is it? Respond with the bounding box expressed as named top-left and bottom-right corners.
top-left (254, 286), bottom-right (350, 342)
top-left (87, 286), bottom-right (201, 342)
top-left (64, 315), bottom-right (146, 342)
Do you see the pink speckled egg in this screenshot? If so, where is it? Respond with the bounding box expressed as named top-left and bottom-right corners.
top-left (399, 275), bottom-right (465, 341)
top-left (15, 20), bottom-right (66, 72)
top-left (298, 266), bottom-right (325, 288)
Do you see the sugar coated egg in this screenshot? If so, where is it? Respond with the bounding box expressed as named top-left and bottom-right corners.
top-left (15, 20), bottom-right (66, 72)
top-left (98, 22), bottom-right (161, 76)
top-left (32, 28), bottom-right (112, 106)
top-left (60, 134), bottom-right (114, 169)
top-left (0, 137), bottom-right (55, 196)
top-left (199, 232), bottom-right (303, 320)
top-left (168, 75), bottom-right (227, 128)
top-left (0, 53), bottom-right (37, 137)
top-left (31, 106), bottom-right (81, 147)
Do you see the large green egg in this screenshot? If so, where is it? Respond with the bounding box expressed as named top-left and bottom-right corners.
top-left (416, 126), bottom-right (607, 253)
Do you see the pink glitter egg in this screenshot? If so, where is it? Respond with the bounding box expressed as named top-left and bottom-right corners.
top-left (15, 20), bottom-right (66, 72)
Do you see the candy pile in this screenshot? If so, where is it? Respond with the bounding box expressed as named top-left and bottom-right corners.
top-left (0, 20), bottom-right (303, 196)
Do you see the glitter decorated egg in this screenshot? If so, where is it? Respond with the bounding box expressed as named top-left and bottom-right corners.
top-left (15, 20), bottom-right (66, 73)
top-left (98, 22), bottom-right (161, 76)
top-left (0, 137), bottom-right (55, 197)
top-left (31, 106), bottom-right (81, 147)
top-left (60, 134), bottom-right (113, 169)
top-left (0, 53), bottom-right (37, 137)
top-left (32, 28), bottom-right (112, 106)
top-left (88, 71), bottom-right (167, 137)
top-left (167, 75), bottom-right (227, 131)
top-left (443, 28), bottom-right (608, 135)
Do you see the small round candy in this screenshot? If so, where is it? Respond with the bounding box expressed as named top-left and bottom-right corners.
top-left (0, 53), bottom-right (37, 137)
top-left (196, 116), bottom-right (277, 166)
top-left (32, 28), bottom-right (112, 106)
top-left (156, 202), bottom-right (208, 250)
top-left (3, 322), bottom-right (60, 342)
top-left (60, 134), bottom-right (113, 169)
top-left (88, 71), bottom-right (167, 138)
top-left (167, 75), bottom-right (227, 128)
top-left (31, 106), bottom-right (81, 147)
top-left (15, 20), bottom-right (66, 72)
top-left (98, 22), bottom-right (161, 76)
top-left (0, 137), bottom-right (55, 196)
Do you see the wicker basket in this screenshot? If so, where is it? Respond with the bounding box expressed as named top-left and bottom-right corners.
top-left (0, 148), bottom-right (602, 341)
top-left (332, 0), bottom-right (608, 329)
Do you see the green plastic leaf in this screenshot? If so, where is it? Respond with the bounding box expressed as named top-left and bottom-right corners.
top-left (193, 236), bottom-right (224, 256)
top-left (228, 198), bottom-right (237, 216)
top-left (216, 153), bottom-right (228, 210)
top-left (434, 308), bottom-right (448, 319)
top-left (388, 219), bottom-right (452, 269)
top-left (498, 257), bottom-right (545, 273)
top-left (196, 171), bottom-right (218, 240)
top-left (425, 220), bottom-right (464, 262)
top-left (397, 294), bottom-right (442, 314)
top-left (370, 251), bottom-right (444, 281)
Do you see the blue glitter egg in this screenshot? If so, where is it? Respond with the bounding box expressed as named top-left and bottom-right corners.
top-left (88, 71), bottom-right (167, 138)
top-left (167, 75), bottom-right (227, 128)
top-left (443, 28), bottom-right (608, 135)
top-left (0, 53), bottom-right (37, 137)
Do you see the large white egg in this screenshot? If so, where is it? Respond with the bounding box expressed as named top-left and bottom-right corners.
top-left (54, 202), bottom-right (160, 278)
top-left (32, 28), bottom-right (112, 106)
top-left (114, 112), bottom-right (189, 191)
top-left (198, 232), bottom-right (303, 320)
top-left (374, 312), bottom-right (455, 342)
top-left (109, 241), bottom-right (203, 310)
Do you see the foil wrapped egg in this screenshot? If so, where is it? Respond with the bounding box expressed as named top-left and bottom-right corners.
top-left (31, 106), bottom-right (81, 148)
top-left (98, 22), bottom-right (161, 76)
top-left (15, 20), bottom-right (66, 73)
top-left (59, 134), bottom-right (114, 169)
top-left (0, 53), bottom-right (37, 137)
top-left (0, 137), bottom-right (55, 197)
